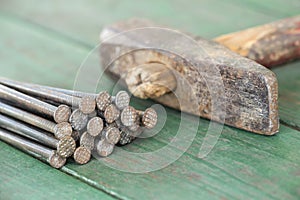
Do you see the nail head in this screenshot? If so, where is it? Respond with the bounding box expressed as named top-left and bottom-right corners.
top-left (54, 122), bottom-right (73, 139)
top-left (57, 136), bottom-right (76, 158)
top-left (73, 146), bottom-right (91, 165)
top-left (79, 96), bottom-right (96, 114)
top-left (54, 105), bottom-right (71, 123)
top-left (87, 117), bottom-right (103, 137)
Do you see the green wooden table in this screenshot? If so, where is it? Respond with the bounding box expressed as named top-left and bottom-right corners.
top-left (0, 1), bottom-right (299, 199)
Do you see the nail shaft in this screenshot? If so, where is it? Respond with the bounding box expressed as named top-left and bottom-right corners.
top-left (0, 115), bottom-right (75, 158)
top-left (0, 114), bottom-right (57, 147)
top-left (0, 101), bottom-right (72, 139)
top-left (0, 78), bottom-right (81, 107)
top-left (0, 128), bottom-right (66, 168)
top-left (0, 84), bottom-right (71, 123)
top-left (0, 78), bottom-right (95, 114)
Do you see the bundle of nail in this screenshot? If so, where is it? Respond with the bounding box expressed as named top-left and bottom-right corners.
top-left (0, 78), bottom-right (157, 168)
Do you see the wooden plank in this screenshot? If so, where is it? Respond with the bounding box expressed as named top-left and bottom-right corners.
top-left (0, 0), bottom-right (281, 43)
top-left (273, 62), bottom-right (300, 130)
top-left (229, 0), bottom-right (300, 18)
top-left (0, 13), bottom-right (300, 199)
top-left (0, 142), bottom-right (115, 200)
top-left (61, 113), bottom-right (300, 199)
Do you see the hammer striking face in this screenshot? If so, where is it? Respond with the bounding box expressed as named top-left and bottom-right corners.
top-left (99, 19), bottom-right (279, 135)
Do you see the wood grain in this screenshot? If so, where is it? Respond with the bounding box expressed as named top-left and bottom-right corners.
top-left (99, 18), bottom-right (279, 135)
top-left (0, 142), bottom-right (114, 200)
top-left (215, 15), bottom-right (300, 67)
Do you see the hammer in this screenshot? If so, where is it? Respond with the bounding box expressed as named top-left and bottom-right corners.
top-left (99, 16), bottom-right (300, 135)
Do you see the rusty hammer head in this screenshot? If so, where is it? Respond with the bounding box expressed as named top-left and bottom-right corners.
top-left (99, 18), bottom-right (279, 135)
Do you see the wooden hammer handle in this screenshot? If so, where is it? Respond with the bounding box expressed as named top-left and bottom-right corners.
top-left (214, 16), bottom-right (300, 67)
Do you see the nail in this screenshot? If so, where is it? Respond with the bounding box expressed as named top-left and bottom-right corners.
top-left (73, 146), bottom-right (91, 165)
top-left (0, 79), bottom-right (97, 98)
top-left (0, 114), bottom-right (76, 158)
top-left (0, 79), bottom-right (95, 114)
top-left (79, 95), bottom-right (96, 114)
top-left (96, 91), bottom-right (111, 111)
top-left (118, 125), bottom-right (143, 146)
top-left (0, 101), bottom-right (72, 139)
top-left (102, 126), bottom-right (121, 145)
top-left (104, 104), bottom-right (120, 123)
top-left (137, 108), bottom-right (158, 129)
top-left (120, 106), bottom-right (138, 127)
top-left (111, 91), bottom-right (130, 110)
top-left (118, 129), bottom-right (135, 146)
top-left (87, 117), bottom-right (103, 137)
top-left (0, 128), bottom-right (66, 168)
top-left (9, 80), bottom-right (130, 111)
top-left (80, 131), bottom-right (95, 151)
top-left (69, 109), bottom-right (89, 131)
top-left (96, 139), bottom-right (114, 157)
top-left (0, 84), bottom-right (71, 123)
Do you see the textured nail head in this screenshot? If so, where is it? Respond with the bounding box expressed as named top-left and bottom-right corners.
top-left (114, 91), bottom-right (130, 110)
top-left (54, 105), bottom-right (71, 123)
top-left (54, 122), bottom-right (73, 139)
top-left (105, 127), bottom-right (121, 144)
top-left (120, 106), bottom-right (137, 127)
top-left (119, 130), bottom-right (135, 146)
top-left (96, 139), bottom-right (114, 157)
top-left (96, 91), bottom-right (111, 111)
top-left (87, 117), bottom-right (103, 137)
top-left (69, 109), bottom-right (88, 131)
top-left (104, 104), bottom-right (120, 123)
top-left (80, 131), bottom-right (95, 151)
top-left (73, 146), bottom-right (91, 165)
top-left (79, 96), bottom-right (96, 114)
top-left (57, 136), bottom-right (76, 158)
top-left (141, 108), bottom-right (158, 129)
top-left (48, 151), bottom-right (67, 168)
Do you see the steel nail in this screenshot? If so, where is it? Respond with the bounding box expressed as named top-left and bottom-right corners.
top-left (73, 146), bottom-right (91, 165)
top-left (80, 131), bottom-right (95, 151)
top-left (102, 126), bottom-right (121, 145)
top-left (87, 117), bottom-right (103, 137)
top-left (78, 95), bottom-right (96, 114)
top-left (96, 91), bottom-right (111, 111)
top-left (0, 115), bottom-right (76, 158)
top-left (137, 108), bottom-right (158, 129)
top-left (0, 79), bottom-right (95, 114)
top-left (111, 91), bottom-right (130, 110)
top-left (104, 104), bottom-right (120, 124)
top-left (0, 101), bottom-right (72, 139)
top-left (0, 128), bottom-right (66, 168)
top-left (24, 82), bottom-right (130, 111)
top-left (69, 109), bottom-right (89, 131)
top-left (118, 129), bottom-right (135, 146)
top-left (0, 79), bottom-right (97, 98)
top-left (0, 84), bottom-right (71, 123)
top-left (120, 106), bottom-right (138, 127)
top-left (96, 138), bottom-right (114, 157)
